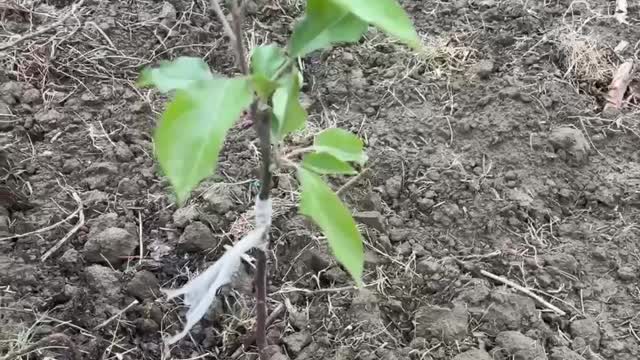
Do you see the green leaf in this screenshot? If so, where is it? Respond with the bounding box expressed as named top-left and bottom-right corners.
top-left (272, 70), bottom-right (307, 139)
top-left (298, 168), bottom-right (364, 285)
top-left (314, 128), bottom-right (367, 165)
top-left (302, 153), bottom-right (356, 175)
top-left (138, 57), bottom-right (214, 93)
top-left (250, 45), bottom-right (288, 100)
top-left (289, 0), bottom-right (368, 57)
top-left (329, 0), bottom-right (421, 49)
top-left (154, 77), bottom-right (253, 204)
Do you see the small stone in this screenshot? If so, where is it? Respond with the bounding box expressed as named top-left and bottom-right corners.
top-left (0, 215), bottom-right (9, 232)
top-left (80, 92), bottom-right (99, 104)
top-left (549, 346), bottom-right (586, 360)
top-left (288, 309), bottom-right (308, 331)
top-left (418, 198), bottom-right (435, 211)
top-left (482, 290), bottom-right (537, 330)
top-left (178, 221), bottom-right (217, 253)
top-left (455, 279), bottom-right (491, 304)
top-left (616, 266), bottom-right (636, 281)
top-left (172, 204), bottom-right (199, 227)
top-left (504, 170), bottom-right (518, 181)
top-left (353, 211), bottom-right (385, 232)
top-left (384, 176), bottom-right (402, 198)
top-left (359, 192), bottom-right (383, 211)
top-left (543, 254), bottom-right (578, 274)
top-left (117, 178), bottom-right (139, 195)
top-left (84, 264), bottom-right (120, 298)
top-left (203, 186), bottom-right (236, 214)
top-left (301, 247), bottom-right (333, 273)
top-left (548, 127), bottom-right (590, 154)
top-left (389, 228), bottom-right (408, 243)
top-left (416, 259), bottom-right (441, 274)
top-left (474, 60), bottom-right (495, 79)
top-left (114, 142), bottom-right (134, 162)
top-left (494, 331), bottom-right (547, 360)
top-left (570, 318), bottom-right (600, 350)
top-left (34, 109), bottom-right (63, 124)
top-left (501, 87), bottom-right (521, 100)
top-left (269, 354), bottom-right (289, 360)
top-left (22, 88), bottom-right (42, 104)
top-left (282, 331), bottom-right (311, 355)
top-left (135, 318), bottom-right (159, 334)
top-left (62, 158), bottom-right (82, 174)
top-left (409, 337), bottom-right (427, 349)
top-left (414, 304), bottom-right (468, 342)
top-left (341, 52), bottom-right (354, 64)
top-left (126, 270), bottom-right (160, 300)
top-left (396, 242), bottom-right (412, 256)
top-left (453, 349), bottom-right (493, 360)
top-left (84, 227), bottom-right (138, 265)
top-left (59, 248), bottom-right (80, 268)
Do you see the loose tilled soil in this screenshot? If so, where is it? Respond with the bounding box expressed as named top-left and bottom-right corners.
top-left (1, 0), bottom-right (640, 359)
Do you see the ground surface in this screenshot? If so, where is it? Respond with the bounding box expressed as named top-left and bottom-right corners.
top-left (1, 0), bottom-right (640, 359)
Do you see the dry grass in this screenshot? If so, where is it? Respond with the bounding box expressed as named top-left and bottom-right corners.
top-left (558, 31), bottom-right (613, 83)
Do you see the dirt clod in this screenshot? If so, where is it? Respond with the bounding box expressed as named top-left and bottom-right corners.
top-left (353, 211), bottom-right (385, 232)
top-left (384, 175), bottom-right (402, 199)
top-left (126, 270), bottom-right (160, 301)
top-left (84, 264), bottom-right (120, 299)
top-left (172, 204), bottom-right (199, 228)
top-left (493, 331), bottom-right (547, 360)
top-left (414, 303), bottom-right (468, 342)
top-left (570, 318), bottom-right (601, 351)
top-left (282, 331), bottom-right (311, 356)
top-left (83, 227), bottom-right (138, 265)
top-left (616, 266), bottom-right (636, 281)
top-left (474, 60), bottom-right (495, 79)
top-left (481, 290), bottom-right (538, 331)
top-left (59, 248), bottom-right (80, 269)
top-left (453, 348), bottom-right (493, 360)
top-left (177, 221), bottom-right (217, 253)
top-left (543, 253), bottom-right (578, 274)
top-left (548, 127), bottom-right (590, 159)
top-left (549, 346), bottom-right (586, 360)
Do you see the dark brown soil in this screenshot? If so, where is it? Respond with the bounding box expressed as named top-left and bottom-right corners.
top-left (1, 0), bottom-right (640, 359)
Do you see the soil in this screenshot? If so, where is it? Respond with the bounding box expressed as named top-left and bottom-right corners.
top-left (1, 0), bottom-right (640, 360)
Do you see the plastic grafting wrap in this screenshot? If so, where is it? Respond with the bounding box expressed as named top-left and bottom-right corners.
top-left (161, 197), bottom-right (272, 344)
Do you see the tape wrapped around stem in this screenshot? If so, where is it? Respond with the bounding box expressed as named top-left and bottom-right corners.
top-left (162, 197), bottom-right (272, 344)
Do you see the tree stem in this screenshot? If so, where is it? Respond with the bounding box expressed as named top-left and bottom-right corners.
top-left (228, 1), bottom-right (271, 358)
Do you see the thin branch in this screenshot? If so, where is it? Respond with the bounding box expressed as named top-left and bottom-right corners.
top-left (41, 192), bottom-right (84, 261)
top-left (209, 0), bottom-right (237, 43)
top-left (231, 0), bottom-right (249, 74)
top-left (480, 269), bottom-right (567, 316)
top-left (227, 1), bottom-right (272, 358)
top-left (2, 192), bottom-right (82, 242)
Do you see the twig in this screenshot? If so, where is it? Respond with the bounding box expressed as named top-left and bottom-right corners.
top-left (480, 269), bottom-right (567, 316)
top-left (0, 0), bottom-right (86, 51)
top-left (93, 300), bottom-right (139, 330)
top-left (1, 192), bottom-right (82, 242)
top-left (337, 162), bottom-right (375, 196)
top-left (41, 193), bottom-right (84, 261)
top-left (138, 211), bottom-right (143, 266)
top-left (210, 0), bottom-right (237, 43)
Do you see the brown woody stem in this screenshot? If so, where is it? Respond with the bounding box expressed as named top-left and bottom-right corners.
top-left (228, 1), bottom-right (271, 358)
